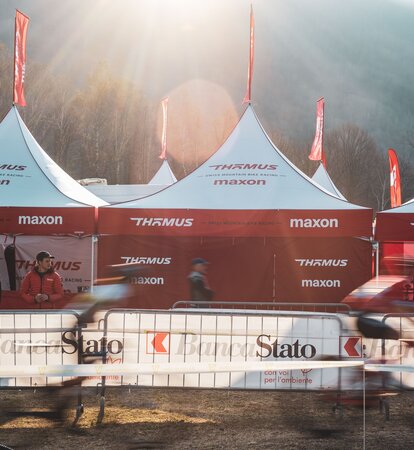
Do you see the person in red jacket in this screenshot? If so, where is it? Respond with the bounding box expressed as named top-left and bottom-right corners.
top-left (20, 251), bottom-right (64, 308)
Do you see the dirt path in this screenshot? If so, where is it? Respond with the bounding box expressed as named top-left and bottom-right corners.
top-left (0, 388), bottom-right (414, 449)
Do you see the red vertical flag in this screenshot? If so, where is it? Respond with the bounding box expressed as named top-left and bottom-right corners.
top-left (13, 10), bottom-right (30, 107)
top-left (309, 98), bottom-right (326, 167)
top-left (159, 97), bottom-right (168, 160)
top-left (388, 148), bottom-right (402, 208)
top-left (243, 6), bottom-right (254, 104)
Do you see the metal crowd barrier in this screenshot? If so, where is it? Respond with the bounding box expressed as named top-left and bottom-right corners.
top-left (0, 309), bottom-right (80, 387)
top-left (171, 300), bottom-right (352, 314)
top-left (0, 309), bottom-right (87, 425)
top-left (96, 308), bottom-right (347, 422)
top-left (0, 308), bottom-right (365, 424)
top-left (381, 313), bottom-right (414, 390)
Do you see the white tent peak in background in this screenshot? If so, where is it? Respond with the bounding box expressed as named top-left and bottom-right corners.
top-left (83, 156), bottom-right (176, 204)
top-left (379, 197), bottom-right (414, 214)
top-left (85, 184), bottom-right (170, 204)
top-left (108, 105), bottom-right (366, 211)
top-left (148, 159), bottom-right (177, 185)
top-left (1, 106), bottom-right (107, 207)
top-left (312, 162), bottom-right (346, 200)
top-left (83, 160), bottom-right (176, 204)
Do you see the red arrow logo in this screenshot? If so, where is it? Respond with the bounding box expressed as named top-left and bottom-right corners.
top-left (344, 337), bottom-right (361, 357)
top-left (151, 332), bottom-right (169, 353)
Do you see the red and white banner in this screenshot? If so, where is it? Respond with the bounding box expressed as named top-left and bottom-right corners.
top-left (97, 235), bottom-right (372, 309)
top-left (309, 98), bottom-right (326, 167)
top-left (243, 6), bottom-right (254, 104)
top-left (159, 97), bottom-right (168, 160)
top-left (388, 148), bottom-right (402, 208)
top-left (98, 207), bottom-right (373, 238)
top-left (0, 206), bottom-right (97, 235)
top-left (13, 10), bottom-right (30, 107)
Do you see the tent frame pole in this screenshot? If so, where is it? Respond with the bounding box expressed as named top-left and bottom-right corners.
top-left (373, 241), bottom-right (379, 278)
top-left (91, 235), bottom-right (98, 293)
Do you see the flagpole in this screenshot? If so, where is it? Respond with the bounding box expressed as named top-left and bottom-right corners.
top-left (12, 10), bottom-right (17, 107)
top-left (13, 10), bottom-right (30, 107)
top-left (243, 5), bottom-right (254, 105)
top-left (319, 97), bottom-right (325, 167)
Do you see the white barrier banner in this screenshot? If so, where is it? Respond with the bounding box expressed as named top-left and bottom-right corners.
top-left (99, 310), bottom-right (344, 390)
top-left (0, 311), bottom-right (79, 387)
top-left (0, 310), bottom-right (370, 390)
top-left (381, 316), bottom-right (414, 389)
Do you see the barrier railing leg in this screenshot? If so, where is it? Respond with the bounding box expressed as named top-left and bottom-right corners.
top-left (379, 397), bottom-right (390, 421)
top-left (97, 335), bottom-right (108, 425)
top-left (73, 324), bottom-right (84, 426)
top-left (97, 394), bottom-right (105, 424)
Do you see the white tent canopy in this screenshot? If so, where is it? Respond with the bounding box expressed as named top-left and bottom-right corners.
top-left (107, 106), bottom-right (363, 211)
top-left (0, 106), bottom-right (107, 235)
top-left (148, 159), bottom-right (177, 185)
top-left (84, 160), bottom-right (176, 204)
top-left (0, 107), bottom-right (106, 208)
top-left (311, 162), bottom-right (346, 200)
top-left (99, 105), bottom-right (372, 238)
top-left (86, 184), bottom-right (170, 204)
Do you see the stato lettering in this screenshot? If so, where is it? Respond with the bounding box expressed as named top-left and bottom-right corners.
top-left (256, 335), bottom-right (316, 359)
top-left (61, 331), bottom-right (123, 355)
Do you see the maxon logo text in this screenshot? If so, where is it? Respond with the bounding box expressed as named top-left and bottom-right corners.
top-left (290, 218), bottom-right (339, 228)
top-left (131, 276), bottom-right (164, 285)
top-left (18, 215), bottom-right (63, 225)
top-left (302, 279), bottom-right (341, 288)
top-left (213, 179), bottom-right (265, 186)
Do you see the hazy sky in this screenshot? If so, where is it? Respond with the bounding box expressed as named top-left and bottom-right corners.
top-left (1, 0), bottom-right (414, 157)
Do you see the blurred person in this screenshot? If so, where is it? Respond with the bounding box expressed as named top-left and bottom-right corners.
top-left (0, 263), bottom-right (148, 428)
top-left (20, 251), bottom-right (63, 308)
top-left (188, 258), bottom-right (214, 306)
top-left (62, 262), bottom-right (148, 424)
top-left (74, 262), bottom-right (146, 324)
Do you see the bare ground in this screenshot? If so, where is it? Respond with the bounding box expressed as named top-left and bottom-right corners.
top-left (0, 387), bottom-right (414, 449)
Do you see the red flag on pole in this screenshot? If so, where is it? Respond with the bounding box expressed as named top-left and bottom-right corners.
top-left (388, 148), bottom-right (402, 208)
top-left (159, 97), bottom-right (168, 160)
top-left (13, 10), bottom-right (30, 107)
top-left (309, 98), bottom-right (326, 167)
top-left (243, 6), bottom-right (254, 104)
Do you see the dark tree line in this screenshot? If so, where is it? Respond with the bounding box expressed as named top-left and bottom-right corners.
top-left (270, 124), bottom-right (414, 211)
top-left (0, 43), bottom-right (413, 211)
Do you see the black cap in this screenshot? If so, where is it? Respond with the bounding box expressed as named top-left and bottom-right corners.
top-left (192, 257), bottom-right (209, 265)
top-left (36, 251), bottom-right (54, 261)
